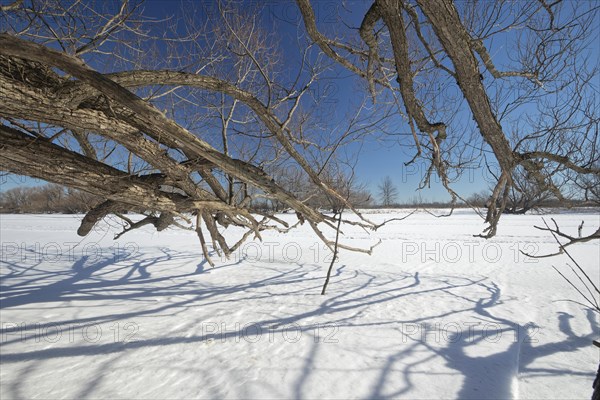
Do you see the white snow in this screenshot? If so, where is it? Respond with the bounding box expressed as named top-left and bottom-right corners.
top-left (1, 210), bottom-right (599, 399)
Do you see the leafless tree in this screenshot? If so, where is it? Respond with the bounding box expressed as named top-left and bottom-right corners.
top-left (0, 186), bottom-right (28, 212)
top-left (1, 0), bottom-right (599, 266)
top-left (378, 176), bottom-right (398, 206)
top-left (466, 190), bottom-right (490, 208)
top-left (504, 166), bottom-right (556, 214)
top-left (0, 184), bottom-right (100, 213)
top-left (572, 162), bottom-right (600, 206)
top-left (296, 0), bottom-right (600, 237)
top-left (0, 0), bottom-right (384, 265)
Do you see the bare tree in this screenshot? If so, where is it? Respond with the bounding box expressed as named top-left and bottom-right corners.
top-left (466, 190), bottom-right (490, 208)
top-left (378, 176), bottom-right (398, 206)
top-left (0, 1), bottom-right (383, 265)
top-left (0, 186), bottom-right (28, 212)
top-left (572, 162), bottom-right (600, 206)
top-left (504, 166), bottom-right (556, 214)
top-left (1, 0), bottom-right (599, 265)
top-left (296, 0), bottom-right (600, 237)
top-left (0, 184), bottom-right (100, 213)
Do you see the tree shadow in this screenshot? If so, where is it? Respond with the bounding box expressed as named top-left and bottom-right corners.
top-left (366, 281), bottom-right (598, 399)
top-left (1, 246), bottom-right (597, 399)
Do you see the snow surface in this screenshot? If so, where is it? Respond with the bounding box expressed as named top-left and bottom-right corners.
top-left (1, 210), bottom-right (599, 399)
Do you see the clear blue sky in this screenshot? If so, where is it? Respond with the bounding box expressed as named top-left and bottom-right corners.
top-left (3, 0), bottom-right (595, 203)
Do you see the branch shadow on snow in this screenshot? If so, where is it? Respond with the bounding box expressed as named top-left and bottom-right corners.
top-left (0, 246), bottom-right (597, 399)
top-left (365, 282), bottom-right (598, 400)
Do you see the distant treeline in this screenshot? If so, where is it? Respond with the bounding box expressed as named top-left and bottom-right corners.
top-left (361, 199), bottom-right (598, 210)
top-left (0, 184), bottom-right (101, 214)
top-left (0, 184), bottom-right (596, 214)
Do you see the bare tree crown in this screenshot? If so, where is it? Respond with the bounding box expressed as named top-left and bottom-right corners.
top-left (1, 0), bottom-right (598, 260)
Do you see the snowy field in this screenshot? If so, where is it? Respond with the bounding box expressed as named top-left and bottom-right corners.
top-left (1, 210), bottom-right (599, 399)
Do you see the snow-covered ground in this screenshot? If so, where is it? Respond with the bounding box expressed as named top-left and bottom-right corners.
top-left (1, 210), bottom-right (598, 399)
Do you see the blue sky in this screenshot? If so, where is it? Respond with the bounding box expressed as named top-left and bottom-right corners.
top-left (3, 0), bottom-right (596, 203)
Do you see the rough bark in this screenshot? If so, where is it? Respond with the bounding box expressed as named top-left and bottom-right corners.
top-left (296, 0), bottom-right (599, 237)
top-left (0, 31), bottom-right (377, 257)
